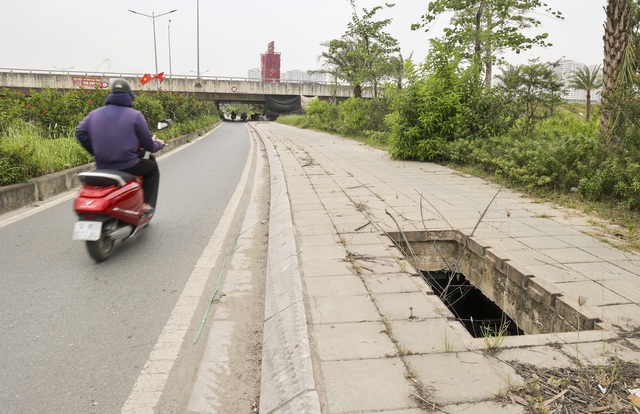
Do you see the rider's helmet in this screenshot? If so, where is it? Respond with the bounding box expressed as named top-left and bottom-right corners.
top-left (111, 78), bottom-right (131, 93)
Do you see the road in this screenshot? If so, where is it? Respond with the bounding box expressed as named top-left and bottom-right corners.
top-left (0, 122), bottom-right (265, 413)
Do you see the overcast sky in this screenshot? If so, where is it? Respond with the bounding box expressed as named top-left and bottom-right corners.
top-left (1, 0), bottom-right (607, 78)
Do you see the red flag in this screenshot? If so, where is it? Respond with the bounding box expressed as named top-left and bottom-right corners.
top-left (153, 72), bottom-right (165, 83)
top-left (140, 73), bottom-right (153, 85)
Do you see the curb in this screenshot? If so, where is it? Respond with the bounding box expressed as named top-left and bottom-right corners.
top-left (254, 128), bottom-right (322, 414)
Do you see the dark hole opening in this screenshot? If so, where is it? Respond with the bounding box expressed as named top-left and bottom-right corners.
top-left (422, 271), bottom-right (524, 338)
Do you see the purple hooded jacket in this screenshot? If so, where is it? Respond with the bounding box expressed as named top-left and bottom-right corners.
top-left (76, 92), bottom-right (164, 169)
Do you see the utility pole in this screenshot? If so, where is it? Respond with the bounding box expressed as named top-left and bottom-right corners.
top-left (129, 9), bottom-right (177, 75)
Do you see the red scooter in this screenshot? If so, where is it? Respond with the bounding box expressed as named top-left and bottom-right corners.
top-left (72, 120), bottom-right (170, 261)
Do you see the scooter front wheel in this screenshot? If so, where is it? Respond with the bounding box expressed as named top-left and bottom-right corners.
top-left (85, 222), bottom-right (116, 262)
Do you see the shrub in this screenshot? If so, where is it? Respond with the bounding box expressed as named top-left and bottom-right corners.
top-left (387, 62), bottom-right (465, 161)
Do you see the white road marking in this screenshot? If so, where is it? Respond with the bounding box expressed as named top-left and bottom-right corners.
top-left (121, 130), bottom-right (254, 414)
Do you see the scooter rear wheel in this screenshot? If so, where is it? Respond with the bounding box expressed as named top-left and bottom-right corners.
top-left (85, 222), bottom-right (116, 262)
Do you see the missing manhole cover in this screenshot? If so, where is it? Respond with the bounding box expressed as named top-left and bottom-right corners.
top-left (423, 270), bottom-right (524, 338)
top-left (388, 230), bottom-right (603, 336)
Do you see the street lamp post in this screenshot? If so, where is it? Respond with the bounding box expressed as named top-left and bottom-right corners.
top-left (128, 9), bottom-right (177, 75)
top-left (194, 0), bottom-right (203, 88)
top-left (168, 20), bottom-right (173, 80)
top-left (197, 0), bottom-right (200, 79)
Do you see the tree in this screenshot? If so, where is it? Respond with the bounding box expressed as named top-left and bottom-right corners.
top-left (495, 64), bottom-right (522, 93)
top-left (495, 60), bottom-right (564, 136)
top-left (320, 36), bottom-right (365, 97)
top-left (412, 0), bottom-right (562, 88)
top-left (601, 0), bottom-right (633, 145)
top-left (387, 51), bottom-right (413, 90)
top-left (320, 1), bottom-right (400, 98)
top-left (568, 65), bottom-right (602, 121)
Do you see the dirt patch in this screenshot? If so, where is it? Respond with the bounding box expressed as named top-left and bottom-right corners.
top-left (503, 359), bottom-right (640, 413)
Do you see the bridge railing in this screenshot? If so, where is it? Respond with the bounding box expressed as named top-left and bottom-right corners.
top-left (0, 68), bottom-right (373, 98)
top-left (0, 67), bottom-right (347, 87)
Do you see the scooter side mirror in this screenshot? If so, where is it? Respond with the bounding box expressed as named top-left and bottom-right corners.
top-left (157, 119), bottom-right (172, 130)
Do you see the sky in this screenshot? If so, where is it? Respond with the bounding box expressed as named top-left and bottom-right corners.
top-left (1, 0), bottom-right (607, 79)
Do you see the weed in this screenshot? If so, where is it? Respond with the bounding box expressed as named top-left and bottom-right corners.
top-left (481, 321), bottom-right (509, 350)
top-left (353, 201), bottom-right (368, 213)
top-left (534, 213), bottom-right (555, 219)
top-left (442, 332), bottom-right (455, 353)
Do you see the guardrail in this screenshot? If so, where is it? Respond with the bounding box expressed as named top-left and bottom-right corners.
top-left (0, 67), bottom-right (347, 87)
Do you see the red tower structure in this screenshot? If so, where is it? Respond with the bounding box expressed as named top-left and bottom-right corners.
top-left (261, 41), bottom-right (281, 83)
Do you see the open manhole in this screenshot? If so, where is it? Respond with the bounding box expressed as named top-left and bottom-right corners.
top-left (388, 230), bottom-right (604, 336)
top-left (425, 270), bottom-right (524, 338)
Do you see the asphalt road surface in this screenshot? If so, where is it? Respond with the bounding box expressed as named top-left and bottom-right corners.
top-left (0, 122), bottom-right (256, 413)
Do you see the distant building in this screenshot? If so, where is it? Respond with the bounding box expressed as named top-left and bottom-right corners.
top-left (261, 41), bottom-right (281, 83)
top-left (247, 68), bottom-right (261, 79)
top-left (282, 70), bottom-right (328, 83)
top-left (553, 59), bottom-right (601, 103)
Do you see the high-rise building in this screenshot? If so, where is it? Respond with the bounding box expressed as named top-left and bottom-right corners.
top-left (261, 41), bottom-right (281, 83)
top-left (282, 70), bottom-right (328, 83)
top-left (248, 68), bottom-right (261, 79)
top-left (554, 59), bottom-right (601, 103)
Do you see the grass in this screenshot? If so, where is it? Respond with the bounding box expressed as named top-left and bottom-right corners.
top-left (481, 321), bottom-right (509, 351)
top-left (0, 123), bottom-right (92, 185)
top-left (0, 116), bottom-right (220, 187)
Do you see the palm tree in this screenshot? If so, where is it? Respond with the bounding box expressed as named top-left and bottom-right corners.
top-left (601, 0), bottom-right (632, 145)
top-left (495, 64), bottom-right (522, 96)
top-left (388, 52), bottom-right (413, 90)
top-left (569, 65), bottom-right (603, 121)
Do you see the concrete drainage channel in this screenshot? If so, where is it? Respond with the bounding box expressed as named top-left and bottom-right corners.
top-left (388, 229), bottom-right (607, 338)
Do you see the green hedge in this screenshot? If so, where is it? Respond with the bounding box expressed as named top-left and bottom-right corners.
top-left (0, 87), bottom-right (219, 186)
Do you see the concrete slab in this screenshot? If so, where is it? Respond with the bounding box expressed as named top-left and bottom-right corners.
top-left (555, 280), bottom-right (631, 306)
top-left (518, 236), bottom-right (572, 250)
top-left (390, 319), bottom-right (469, 354)
top-left (353, 256), bottom-right (404, 274)
top-left (561, 339), bottom-right (640, 366)
top-left (297, 234), bottom-right (341, 247)
top-left (519, 263), bottom-right (587, 284)
top-left (364, 273), bottom-right (423, 294)
top-left (347, 410), bottom-right (424, 414)
top-left (493, 345), bottom-right (572, 368)
top-left (298, 244), bottom-right (348, 260)
top-left (611, 259), bottom-right (640, 275)
top-left (600, 277), bottom-right (640, 303)
top-left (313, 322), bottom-right (397, 360)
top-left (346, 241), bottom-right (399, 259)
top-left (374, 292), bottom-right (450, 320)
top-left (579, 245), bottom-right (639, 261)
top-left (405, 352), bottom-right (520, 405)
top-left (555, 234), bottom-right (610, 248)
top-left (341, 232), bottom-right (387, 245)
top-left (321, 358), bottom-right (417, 413)
top-left (295, 223), bottom-right (337, 236)
top-left (301, 258), bottom-right (353, 277)
top-left (305, 274), bottom-right (368, 297)
top-left (309, 295), bottom-right (380, 324)
top-left (441, 401), bottom-right (525, 414)
top-left (474, 237), bottom-right (530, 251)
top-left (598, 303), bottom-right (640, 331)
top-left (566, 262), bottom-right (636, 281)
top-left (538, 247), bottom-right (601, 264)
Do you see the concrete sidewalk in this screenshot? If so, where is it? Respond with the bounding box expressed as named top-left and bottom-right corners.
top-left (255, 122), bottom-right (640, 414)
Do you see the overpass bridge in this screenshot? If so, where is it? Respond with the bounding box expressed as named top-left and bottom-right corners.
top-left (0, 68), bottom-right (364, 105)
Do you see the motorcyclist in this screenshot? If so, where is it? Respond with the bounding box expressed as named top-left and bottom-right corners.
top-left (76, 79), bottom-right (164, 213)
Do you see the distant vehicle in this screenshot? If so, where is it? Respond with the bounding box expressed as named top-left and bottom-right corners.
top-left (240, 113), bottom-right (247, 122)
